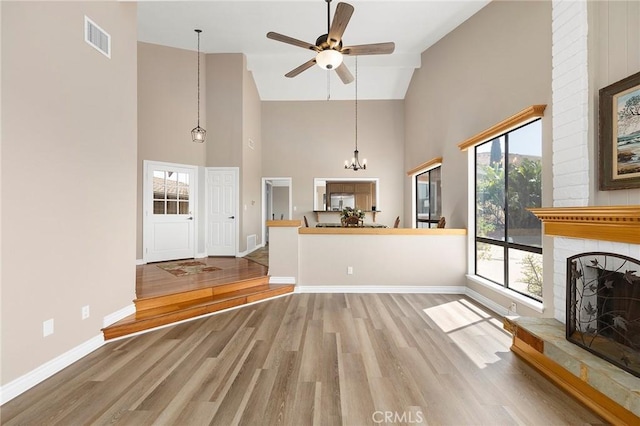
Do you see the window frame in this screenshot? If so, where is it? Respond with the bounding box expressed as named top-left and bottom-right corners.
top-left (407, 157), bottom-right (442, 229)
top-left (473, 119), bottom-right (543, 301)
top-left (457, 105), bottom-right (546, 308)
top-left (415, 166), bottom-right (442, 228)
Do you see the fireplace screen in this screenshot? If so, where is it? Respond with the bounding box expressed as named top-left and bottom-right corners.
top-left (567, 252), bottom-right (640, 378)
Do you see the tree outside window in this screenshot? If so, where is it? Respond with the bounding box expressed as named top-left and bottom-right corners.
top-left (475, 120), bottom-right (543, 300)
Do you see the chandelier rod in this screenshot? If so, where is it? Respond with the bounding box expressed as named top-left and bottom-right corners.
top-left (355, 56), bottom-right (358, 151)
top-left (196, 29), bottom-right (201, 127)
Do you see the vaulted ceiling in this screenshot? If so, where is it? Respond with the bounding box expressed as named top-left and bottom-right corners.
top-left (137, 1), bottom-right (490, 101)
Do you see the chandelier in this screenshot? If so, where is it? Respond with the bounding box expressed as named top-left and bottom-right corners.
top-left (191, 29), bottom-right (206, 143)
top-left (345, 57), bottom-right (366, 171)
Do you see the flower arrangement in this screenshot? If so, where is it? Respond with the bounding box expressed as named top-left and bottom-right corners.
top-left (341, 207), bottom-right (365, 226)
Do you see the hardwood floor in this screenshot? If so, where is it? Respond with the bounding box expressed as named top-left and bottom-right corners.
top-left (2, 293), bottom-right (605, 425)
top-left (137, 257), bottom-right (269, 299)
top-left (101, 256), bottom-right (292, 340)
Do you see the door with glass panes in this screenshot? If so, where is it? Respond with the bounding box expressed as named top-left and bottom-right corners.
top-left (144, 161), bottom-right (196, 262)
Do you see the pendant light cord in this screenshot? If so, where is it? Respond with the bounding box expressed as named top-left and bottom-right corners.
top-left (355, 56), bottom-right (358, 151)
top-left (196, 29), bottom-right (201, 127)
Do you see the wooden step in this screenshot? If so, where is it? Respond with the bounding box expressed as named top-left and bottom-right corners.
top-left (102, 282), bottom-right (294, 340)
top-left (134, 276), bottom-right (270, 312)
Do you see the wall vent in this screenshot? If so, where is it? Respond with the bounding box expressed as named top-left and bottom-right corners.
top-left (247, 234), bottom-right (257, 252)
top-left (84, 16), bottom-right (111, 58)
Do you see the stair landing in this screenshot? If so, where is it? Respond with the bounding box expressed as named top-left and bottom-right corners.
top-left (102, 256), bottom-right (293, 340)
top-left (103, 276), bottom-right (294, 340)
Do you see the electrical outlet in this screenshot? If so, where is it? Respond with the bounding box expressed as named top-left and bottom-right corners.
top-left (509, 302), bottom-right (517, 314)
top-left (43, 319), bottom-right (54, 337)
top-left (82, 305), bottom-right (90, 320)
top-left (347, 266), bottom-right (353, 275)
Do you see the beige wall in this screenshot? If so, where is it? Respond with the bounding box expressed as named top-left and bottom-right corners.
top-left (242, 56), bottom-right (263, 250)
top-left (1, 1), bottom-right (137, 384)
top-left (404, 0), bottom-right (552, 316)
top-left (299, 233), bottom-right (466, 288)
top-left (405, 0), bottom-right (552, 230)
top-left (262, 100), bottom-right (405, 228)
top-left (590, 1), bottom-right (640, 206)
top-left (137, 42), bottom-right (207, 258)
top-left (137, 48), bottom-right (264, 255)
top-left (206, 53), bottom-right (243, 168)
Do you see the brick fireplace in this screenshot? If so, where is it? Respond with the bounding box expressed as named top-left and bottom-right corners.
top-left (504, 206), bottom-right (640, 423)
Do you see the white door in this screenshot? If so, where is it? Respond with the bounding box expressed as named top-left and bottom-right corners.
top-left (206, 168), bottom-right (238, 256)
top-left (144, 161), bottom-right (197, 263)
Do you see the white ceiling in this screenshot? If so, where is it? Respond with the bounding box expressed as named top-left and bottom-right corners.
top-left (137, 1), bottom-right (490, 101)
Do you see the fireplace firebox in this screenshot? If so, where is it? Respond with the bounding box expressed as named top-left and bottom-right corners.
top-left (567, 252), bottom-right (640, 378)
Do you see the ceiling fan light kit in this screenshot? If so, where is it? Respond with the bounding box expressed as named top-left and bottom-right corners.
top-left (191, 29), bottom-right (206, 143)
top-left (266, 0), bottom-right (394, 84)
top-left (316, 49), bottom-right (343, 70)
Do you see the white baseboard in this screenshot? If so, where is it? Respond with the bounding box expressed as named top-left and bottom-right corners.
top-left (270, 276), bottom-right (296, 284)
top-left (136, 258), bottom-right (145, 265)
top-left (0, 334), bottom-right (104, 405)
top-left (196, 252), bottom-right (207, 259)
top-left (0, 302), bottom-right (137, 404)
top-left (464, 287), bottom-right (509, 317)
top-left (295, 285), bottom-right (466, 294)
top-left (238, 243), bottom-right (265, 258)
top-left (0, 286), bottom-right (508, 405)
top-left (103, 303), bottom-right (136, 328)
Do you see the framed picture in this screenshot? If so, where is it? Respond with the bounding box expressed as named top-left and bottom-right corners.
top-left (599, 71), bottom-right (640, 190)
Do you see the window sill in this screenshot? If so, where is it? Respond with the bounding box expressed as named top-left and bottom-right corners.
top-left (466, 274), bottom-right (544, 314)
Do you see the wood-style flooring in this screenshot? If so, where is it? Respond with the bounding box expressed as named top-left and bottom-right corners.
top-left (137, 257), bottom-right (269, 299)
top-left (101, 256), bottom-right (291, 340)
top-left (1, 293), bottom-right (605, 425)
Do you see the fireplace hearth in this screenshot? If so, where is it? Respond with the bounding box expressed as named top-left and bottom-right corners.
top-left (567, 252), bottom-right (640, 378)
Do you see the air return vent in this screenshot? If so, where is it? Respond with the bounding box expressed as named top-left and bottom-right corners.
top-left (84, 16), bottom-right (110, 58)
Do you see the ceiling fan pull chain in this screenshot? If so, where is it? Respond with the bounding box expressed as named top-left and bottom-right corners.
top-left (327, 71), bottom-right (331, 101)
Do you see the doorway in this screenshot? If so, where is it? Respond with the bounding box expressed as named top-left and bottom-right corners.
top-left (206, 167), bottom-right (239, 256)
top-left (143, 161), bottom-right (197, 263)
top-left (262, 177), bottom-right (292, 244)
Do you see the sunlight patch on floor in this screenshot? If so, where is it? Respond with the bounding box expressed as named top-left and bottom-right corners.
top-left (423, 299), bottom-right (511, 369)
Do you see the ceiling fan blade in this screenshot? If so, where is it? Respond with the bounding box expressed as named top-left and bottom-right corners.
top-left (335, 63), bottom-right (354, 84)
top-left (267, 32), bottom-right (319, 52)
top-left (328, 3), bottom-right (354, 48)
top-left (342, 42), bottom-right (395, 56)
top-left (285, 58), bottom-right (317, 78)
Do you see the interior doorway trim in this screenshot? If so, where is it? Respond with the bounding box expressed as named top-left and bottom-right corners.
top-left (261, 177), bottom-right (292, 245)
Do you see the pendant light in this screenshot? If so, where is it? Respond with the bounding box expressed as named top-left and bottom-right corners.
top-left (191, 29), bottom-right (206, 143)
top-left (345, 57), bottom-right (366, 171)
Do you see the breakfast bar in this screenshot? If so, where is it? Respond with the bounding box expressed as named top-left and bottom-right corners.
top-left (267, 220), bottom-right (468, 290)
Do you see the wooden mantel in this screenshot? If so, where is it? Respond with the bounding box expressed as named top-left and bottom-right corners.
top-left (529, 205), bottom-right (640, 244)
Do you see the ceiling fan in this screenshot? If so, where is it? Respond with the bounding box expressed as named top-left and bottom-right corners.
top-left (266, 0), bottom-right (395, 84)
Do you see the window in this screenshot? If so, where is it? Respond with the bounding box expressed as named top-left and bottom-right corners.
top-left (153, 170), bottom-right (190, 215)
top-left (474, 119), bottom-right (542, 300)
top-left (415, 166), bottom-right (442, 228)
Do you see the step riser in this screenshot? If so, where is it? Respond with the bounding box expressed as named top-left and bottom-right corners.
top-left (103, 284), bottom-right (294, 340)
top-left (104, 297), bottom-right (246, 340)
top-left (134, 276), bottom-right (270, 312)
top-left (135, 284), bottom-right (272, 319)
